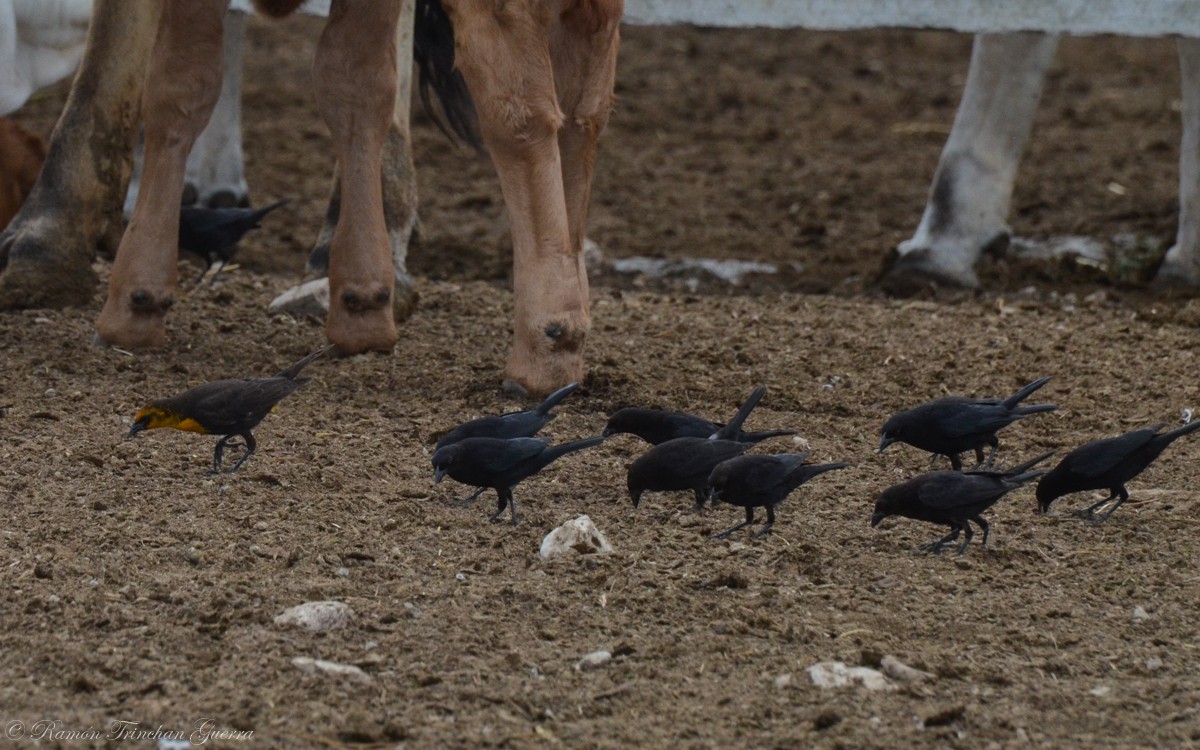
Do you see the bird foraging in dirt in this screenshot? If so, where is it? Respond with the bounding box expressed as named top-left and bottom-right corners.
top-left (179, 198), bottom-right (289, 284)
top-left (432, 435), bottom-right (606, 525)
top-left (871, 451), bottom-right (1054, 555)
top-left (878, 376), bottom-right (1056, 470)
top-left (708, 453), bottom-right (849, 539)
top-left (435, 382), bottom-right (580, 450)
top-left (603, 405), bottom-right (796, 445)
top-left (1036, 419), bottom-right (1200, 523)
top-left (126, 345), bottom-right (329, 474)
top-left (626, 386), bottom-right (778, 511)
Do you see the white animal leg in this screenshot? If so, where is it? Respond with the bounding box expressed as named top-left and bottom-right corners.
top-left (885, 33), bottom-right (1059, 291)
top-left (1156, 37), bottom-right (1200, 289)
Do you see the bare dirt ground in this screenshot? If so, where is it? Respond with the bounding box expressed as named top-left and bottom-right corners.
top-left (4, 18), bottom-right (1200, 749)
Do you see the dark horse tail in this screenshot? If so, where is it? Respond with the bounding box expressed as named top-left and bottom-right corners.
top-left (415, 0), bottom-right (482, 149)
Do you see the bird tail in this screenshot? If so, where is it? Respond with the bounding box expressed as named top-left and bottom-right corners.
top-left (1161, 417), bottom-right (1200, 444)
top-left (1002, 375), bottom-right (1052, 410)
top-left (250, 198), bottom-right (290, 224)
top-left (534, 382), bottom-right (580, 416)
top-left (999, 450), bottom-right (1056, 485)
top-left (275, 344), bottom-right (335, 380)
top-left (792, 461), bottom-right (850, 483)
top-left (540, 435), bottom-right (606, 468)
top-left (712, 386), bottom-right (766, 441)
top-left (1014, 403), bottom-right (1057, 416)
top-left (739, 429), bottom-right (798, 444)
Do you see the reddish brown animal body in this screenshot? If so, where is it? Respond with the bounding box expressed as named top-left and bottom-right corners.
top-left (76, 0), bottom-right (621, 396)
top-left (0, 117), bottom-right (44, 229)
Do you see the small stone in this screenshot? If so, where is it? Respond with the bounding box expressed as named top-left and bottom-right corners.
top-left (1145, 656), bottom-right (1164, 671)
top-left (292, 657), bottom-right (372, 683)
top-left (335, 567), bottom-right (350, 578)
top-left (1131, 606), bottom-right (1150, 622)
top-left (274, 601), bottom-right (354, 631)
top-left (575, 650), bottom-right (612, 671)
top-left (807, 661), bottom-right (894, 691)
top-left (1090, 685), bottom-right (1111, 697)
top-left (774, 673), bottom-right (792, 689)
top-left (455, 572), bottom-right (467, 582)
top-left (269, 278), bottom-right (330, 318)
top-left (540, 515), bottom-right (613, 561)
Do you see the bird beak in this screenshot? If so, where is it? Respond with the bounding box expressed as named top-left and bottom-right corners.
top-left (870, 511), bottom-right (885, 528)
top-left (876, 436), bottom-right (893, 454)
top-left (434, 467), bottom-right (446, 483)
top-left (631, 492), bottom-right (641, 509)
top-left (127, 422), bottom-right (146, 439)
top-left (601, 427), bottom-right (613, 438)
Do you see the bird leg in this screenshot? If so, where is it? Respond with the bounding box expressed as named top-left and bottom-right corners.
top-left (1073, 490), bottom-right (1119, 519)
top-left (207, 259), bottom-right (229, 286)
top-left (688, 488), bottom-right (708, 514)
top-left (225, 431), bottom-right (258, 473)
top-left (488, 488), bottom-right (520, 526)
top-left (947, 453), bottom-right (964, 471)
top-left (982, 438), bottom-right (999, 468)
top-left (920, 527), bottom-right (960, 554)
top-left (954, 522), bottom-right (974, 556)
top-left (752, 505), bottom-right (776, 539)
top-left (973, 516), bottom-right (990, 546)
top-left (208, 435), bottom-right (237, 474)
top-left (454, 487), bottom-right (487, 507)
top-left (1091, 488), bottom-right (1130, 524)
top-left (713, 507), bottom-right (755, 540)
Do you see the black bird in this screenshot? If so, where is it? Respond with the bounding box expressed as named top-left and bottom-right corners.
top-left (435, 382), bottom-right (580, 450)
top-left (871, 451), bottom-right (1054, 555)
top-left (708, 452), bottom-right (849, 539)
top-left (1036, 419), bottom-right (1200, 523)
top-left (179, 198), bottom-right (289, 284)
top-left (603, 407), bottom-right (796, 445)
top-left (626, 386), bottom-right (771, 511)
top-left (127, 345), bottom-right (330, 474)
top-left (431, 435), bottom-right (605, 525)
top-left (878, 376), bottom-right (1056, 470)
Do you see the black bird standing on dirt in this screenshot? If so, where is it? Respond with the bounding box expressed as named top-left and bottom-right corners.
top-left (626, 386), bottom-right (778, 511)
top-left (708, 452), bottom-right (849, 539)
top-left (870, 451), bottom-right (1054, 555)
top-left (878, 376), bottom-right (1056, 470)
top-left (602, 405), bottom-right (796, 445)
top-left (127, 346), bottom-right (329, 474)
top-left (432, 435), bottom-right (606, 525)
top-left (435, 382), bottom-right (580, 450)
top-left (1036, 419), bottom-right (1200, 523)
top-left (179, 198), bottom-right (289, 284)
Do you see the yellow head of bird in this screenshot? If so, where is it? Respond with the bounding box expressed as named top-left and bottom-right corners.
top-left (127, 405), bottom-right (208, 437)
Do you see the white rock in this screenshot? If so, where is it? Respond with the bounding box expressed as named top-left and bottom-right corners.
top-left (774, 673), bottom-right (792, 689)
top-left (880, 655), bottom-right (934, 683)
top-left (292, 657), bottom-right (372, 683)
top-left (807, 661), bottom-right (895, 691)
top-left (274, 601), bottom-right (354, 631)
top-left (540, 515), bottom-right (613, 561)
top-left (1131, 606), bottom-right (1150, 622)
top-left (575, 650), bottom-right (612, 671)
top-left (1090, 685), bottom-right (1111, 697)
top-left (269, 278), bottom-right (330, 318)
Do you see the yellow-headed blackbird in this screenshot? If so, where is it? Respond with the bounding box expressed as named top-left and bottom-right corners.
top-left (127, 346), bottom-right (330, 474)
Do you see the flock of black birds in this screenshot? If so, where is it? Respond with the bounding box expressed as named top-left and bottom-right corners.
top-left (427, 374), bottom-right (1200, 554)
top-left (127, 354), bottom-right (1200, 555)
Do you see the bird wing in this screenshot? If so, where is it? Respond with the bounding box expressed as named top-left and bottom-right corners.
top-left (172, 377), bottom-right (302, 433)
top-left (473, 437), bottom-right (549, 470)
top-left (916, 472), bottom-right (1004, 510)
top-left (936, 401), bottom-right (1016, 438)
top-left (1057, 428), bottom-right (1159, 479)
